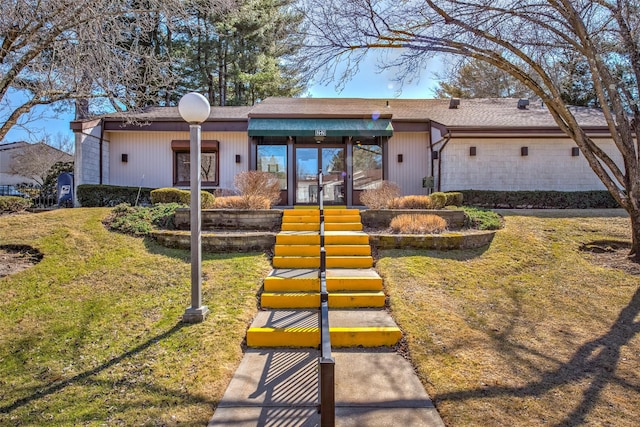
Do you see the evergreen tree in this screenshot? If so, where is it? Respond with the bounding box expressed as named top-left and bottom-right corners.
top-left (175, 0), bottom-right (305, 106)
top-left (435, 59), bottom-right (529, 99)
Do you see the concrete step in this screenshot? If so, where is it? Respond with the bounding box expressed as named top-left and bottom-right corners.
top-left (284, 208), bottom-right (359, 216)
top-left (272, 255), bottom-right (373, 269)
top-left (263, 268), bottom-right (384, 292)
top-left (281, 222), bottom-right (363, 232)
top-left (281, 214), bottom-right (319, 223)
top-left (261, 291), bottom-right (386, 309)
top-left (321, 215), bottom-right (363, 224)
top-left (246, 309), bottom-right (402, 348)
top-left (274, 244), bottom-right (371, 257)
top-left (276, 231), bottom-right (370, 246)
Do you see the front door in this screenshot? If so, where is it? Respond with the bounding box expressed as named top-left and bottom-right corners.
top-left (295, 146), bottom-right (345, 204)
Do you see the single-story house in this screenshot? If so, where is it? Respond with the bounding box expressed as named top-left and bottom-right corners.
top-left (0, 141), bottom-right (73, 187)
top-left (70, 97), bottom-right (617, 207)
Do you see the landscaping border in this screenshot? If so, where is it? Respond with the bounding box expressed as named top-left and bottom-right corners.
top-left (151, 230), bottom-right (277, 252)
top-left (174, 208), bottom-right (283, 230)
top-left (368, 230), bottom-right (496, 250)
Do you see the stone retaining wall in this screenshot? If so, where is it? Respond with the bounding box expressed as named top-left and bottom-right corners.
top-left (360, 209), bottom-right (465, 230)
top-left (368, 231), bottom-right (496, 250)
top-left (175, 209), bottom-right (283, 231)
top-left (152, 230), bottom-right (277, 252)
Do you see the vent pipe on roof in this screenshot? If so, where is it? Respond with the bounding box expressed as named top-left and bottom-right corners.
top-left (517, 99), bottom-right (530, 109)
top-left (449, 98), bottom-right (460, 109)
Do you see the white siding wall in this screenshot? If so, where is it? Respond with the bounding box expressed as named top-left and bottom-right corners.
top-left (439, 137), bottom-right (621, 191)
top-left (107, 131), bottom-right (248, 189)
top-left (387, 132), bottom-right (431, 195)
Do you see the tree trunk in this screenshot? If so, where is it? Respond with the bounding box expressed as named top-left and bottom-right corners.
top-left (629, 209), bottom-right (640, 261)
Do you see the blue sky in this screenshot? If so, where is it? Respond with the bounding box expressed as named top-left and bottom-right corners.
top-left (2, 55), bottom-right (442, 146)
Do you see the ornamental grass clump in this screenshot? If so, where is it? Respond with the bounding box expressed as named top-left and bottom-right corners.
top-left (360, 181), bottom-right (401, 209)
top-left (389, 214), bottom-right (448, 234)
top-left (234, 171), bottom-right (281, 208)
top-left (212, 195), bottom-right (271, 209)
top-left (390, 195), bottom-right (434, 209)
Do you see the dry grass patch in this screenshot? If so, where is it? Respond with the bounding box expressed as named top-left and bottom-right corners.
top-left (377, 210), bottom-right (640, 426)
top-left (0, 208), bottom-right (271, 425)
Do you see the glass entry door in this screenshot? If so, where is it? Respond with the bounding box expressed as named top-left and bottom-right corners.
top-left (295, 146), bottom-right (345, 204)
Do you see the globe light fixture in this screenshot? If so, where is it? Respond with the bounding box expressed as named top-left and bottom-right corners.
top-left (178, 92), bottom-right (210, 323)
top-left (178, 92), bottom-right (211, 124)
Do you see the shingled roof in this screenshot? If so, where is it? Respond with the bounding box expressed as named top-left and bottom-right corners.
top-left (250, 97), bottom-right (609, 129)
top-left (75, 97), bottom-right (609, 130)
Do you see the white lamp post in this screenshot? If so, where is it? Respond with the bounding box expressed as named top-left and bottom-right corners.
top-left (178, 92), bottom-right (211, 323)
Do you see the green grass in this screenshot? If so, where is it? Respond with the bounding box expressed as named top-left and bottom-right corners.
top-left (2, 208), bottom-right (638, 426)
top-left (0, 208), bottom-right (271, 425)
top-left (377, 210), bottom-right (639, 426)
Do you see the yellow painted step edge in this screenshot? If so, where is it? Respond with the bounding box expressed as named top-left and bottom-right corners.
top-left (261, 292), bottom-right (386, 309)
top-left (246, 327), bottom-right (402, 348)
top-left (263, 277), bottom-right (383, 292)
top-left (272, 257), bottom-right (374, 269)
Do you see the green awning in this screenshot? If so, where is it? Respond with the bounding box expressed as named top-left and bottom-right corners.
top-left (248, 118), bottom-right (393, 137)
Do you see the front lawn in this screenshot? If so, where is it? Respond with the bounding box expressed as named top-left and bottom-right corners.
top-left (377, 209), bottom-right (639, 426)
top-left (0, 208), bottom-right (271, 425)
top-left (1, 208), bottom-right (638, 426)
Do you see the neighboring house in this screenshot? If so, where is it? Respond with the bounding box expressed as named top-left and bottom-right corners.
top-left (0, 142), bottom-right (32, 186)
top-left (70, 97), bottom-right (617, 207)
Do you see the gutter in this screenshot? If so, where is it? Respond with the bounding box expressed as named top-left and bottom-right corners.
top-left (99, 118), bottom-right (105, 185)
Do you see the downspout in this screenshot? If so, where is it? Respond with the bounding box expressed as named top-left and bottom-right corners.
top-left (429, 120), bottom-right (451, 192)
top-left (436, 134), bottom-right (451, 192)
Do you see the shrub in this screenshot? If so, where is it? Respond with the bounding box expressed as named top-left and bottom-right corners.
top-left (444, 192), bottom-right (464, 207)
top-left (360, 181), bottom-right (401, 209)
top-left (105, 203), bottom-right (182, 235)
top-left (234, 171), bottom-right (281, 208)
top-left (429, 192), bottom-right (447, 209)
top-left (389, 214), bottom-right (448, 234)
top-left (200, 191), bottom-right (215, 208)
top-left (77, 184), bottom-right (153, 207)
top-left (150, 188), bottom-right (214, 209)
top-left (458, 190), bottom-right (620, 209)
top-left (212, 195), bottom-right (271, 209)
top-left (151, 188), bottom-right (190, 205)
top-left (463, 207), bottom-right (503, 230)
top-left (0, 196), bottom-right (32, 213)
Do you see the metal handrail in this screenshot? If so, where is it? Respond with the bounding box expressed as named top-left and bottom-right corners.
top-left (317, 170), bottom-right (335, 426)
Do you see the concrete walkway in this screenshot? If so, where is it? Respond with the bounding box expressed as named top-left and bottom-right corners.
top-left (209, 208), bottom-right (446, 426)
top-left (209, 348), bottom-right (445, 426)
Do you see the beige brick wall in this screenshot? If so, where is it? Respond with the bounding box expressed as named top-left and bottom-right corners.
top-left (438, 137), bottom-right (620, 191)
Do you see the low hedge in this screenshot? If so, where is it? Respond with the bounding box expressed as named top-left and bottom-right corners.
top-left (0, 196), bottom-right (32, 213)
top-left (458, 190), bottom-right (620, 209)
top-left (77, 184), bottom-right (153, 207)
top-left (151, 187), bottom-right (214, 208)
